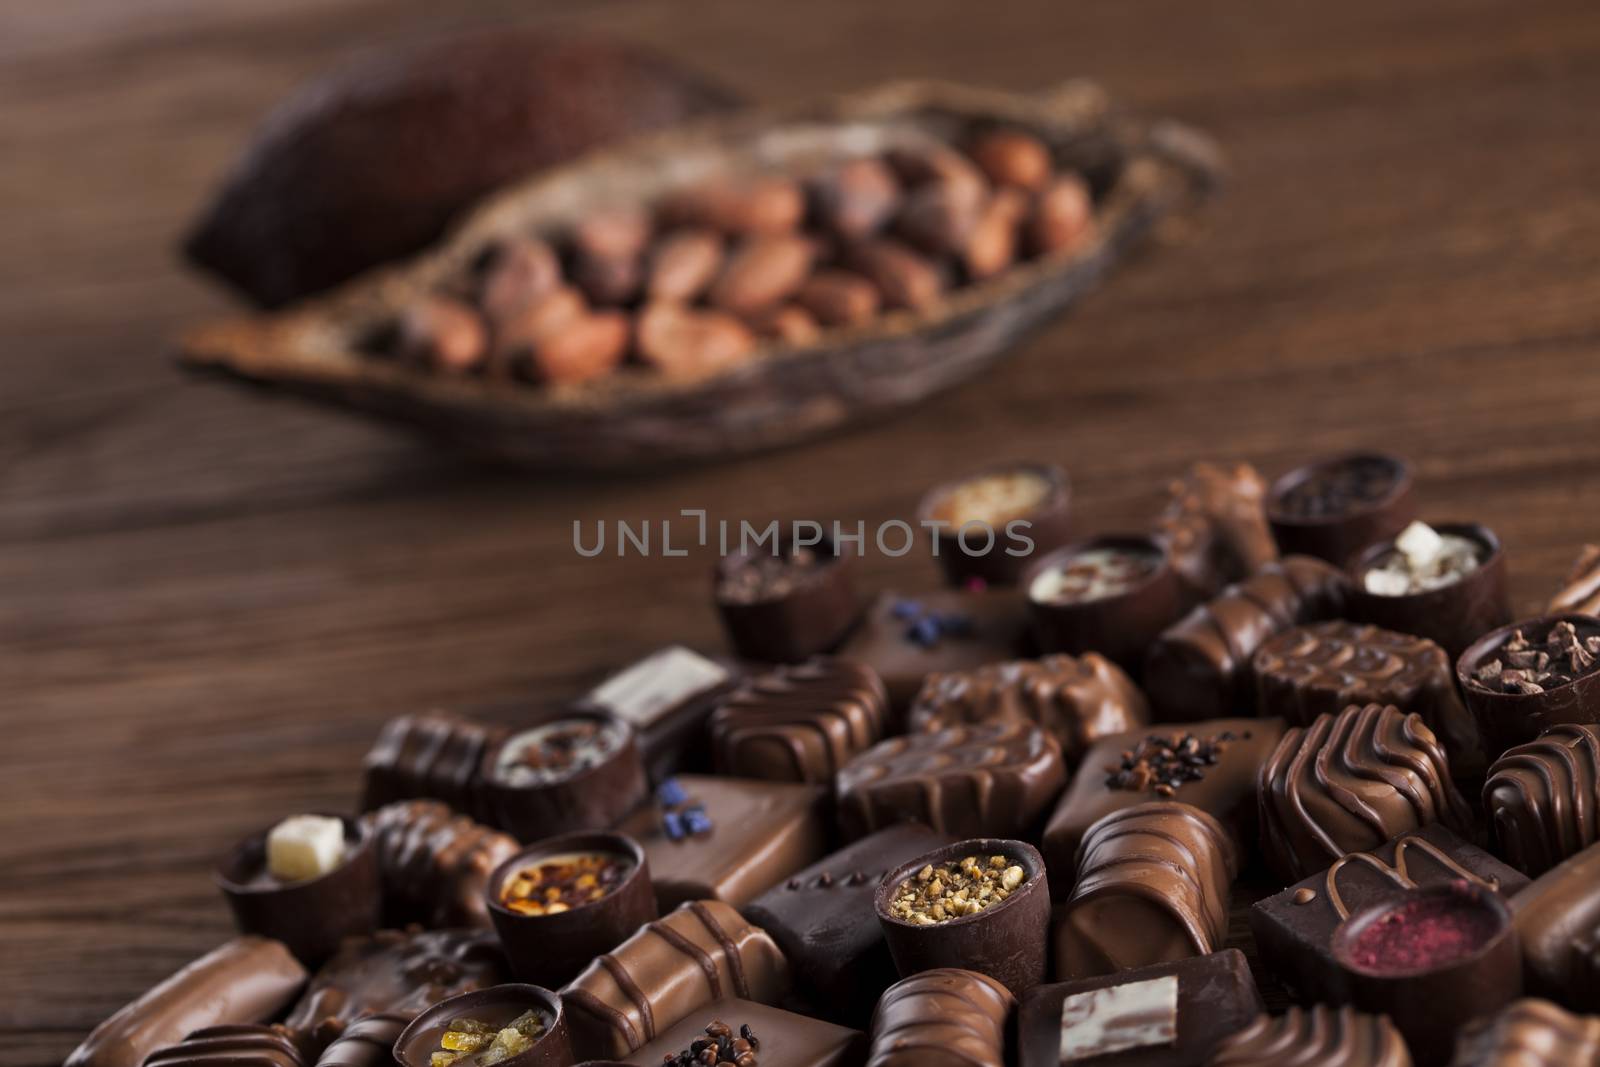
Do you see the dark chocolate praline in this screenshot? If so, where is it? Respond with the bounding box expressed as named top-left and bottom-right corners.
top-left (480, 711), bottom-right (648, 843)
top-left (714, 533), bottom-right (861, 664)
top-left (1024, 533), bottom-right (1184, 675)
top-left (1265, 451), bottom-right (1416, 565)
top-left (215, 814), bottom-right (382, 967)
top-left (394, 985), bottom-right (573, 1067)
top-left (486, 832), bottom-right (656, 989)
top-left (1346, 521), bottom-right (1511, 661)
top-left (1457, 613), bottom-right (1600, 762)
top-left (916, 461), bottom-right (1072, 588)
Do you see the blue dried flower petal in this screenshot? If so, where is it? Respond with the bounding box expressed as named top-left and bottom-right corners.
top-left (684, 806), bottom-right (713, 835)
top-left (656, 778), bottom-right (688, 807)
top-left (908, 616), bottom-right (942, 648)
top-left (663, 810), bottom-right (686, 840)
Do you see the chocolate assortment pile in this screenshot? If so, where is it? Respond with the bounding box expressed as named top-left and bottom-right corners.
top-left (368, 129), bottom-right (1096, 387)
top-left (64, 449), bottom-right (1600, 1067)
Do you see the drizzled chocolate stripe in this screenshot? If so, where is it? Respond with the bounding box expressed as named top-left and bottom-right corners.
top-left (1324, 835), bottom-right (1496, 919)
top-left (1211, 1006), bottom-right (1410, 1067)
top-left (687, 900), bottom-right (749, 998)
top-left (597, 954), bottom-right (653, 1040)
top-left (709, 658), bottom-right (888, 782)
top-left (1485, 724), bottom-right (1600, 875)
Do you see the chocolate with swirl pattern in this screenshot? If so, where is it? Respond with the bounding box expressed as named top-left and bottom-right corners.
top-left (1484, 724), bottom-right (1600, 876)
top-left (1253, 621), bottom-right (1484, 783)
top-left (906, 654), bottom-right (1147, 769)
top-left (360, 800), bottom-right (519, 929)
top-left (1257, 703), bottom-right (1473, 883)
top-left (1155, 461), bottom-right (1280, 604)
top-left (1549, 544), bottom-right (1600, 617)
top-left (1053, 801), bottom-right (1237, 982)
top-left (1451, 999), bottom-right (1600, 1067)
top-left (708, 657), bottom-right (889, 783)
top-left (1511, 842), bottom-right (1600, 1010)
top-left (143, 1027), bottom-right (309, 1067)
top-left (559, 899), bottom-right (789, 1061)
top-left (1143, 556), bottom-right (1348, 722)
top-left (1208, 1006), bottom-right (1411, 1067)
top-left (866, 968), bottom-right (1014, 1067)
top-left (360, 712), bottom-right (505, 823)
top-left (835, 720), bottom-right (1067, 841)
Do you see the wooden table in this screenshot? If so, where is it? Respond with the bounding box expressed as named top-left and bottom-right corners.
top-left (5, 1), bottom-right (1599, 1063)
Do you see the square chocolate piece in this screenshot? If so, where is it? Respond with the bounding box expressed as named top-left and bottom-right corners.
top-left (1040, 718), bottom-right (1284, 890)
top-left (616, 999), bottom-right (864, 1067)
top-left (577, 646), bottom-right (739, 780)
top-left (741, 823), bottom-right (956, 1026)
top-left (838, 589), bottom-right (1031, 714)
top-left (616, 774), bottom-right (828, 911)
top-left (1248, 822), bottom-right (1528, 1004)
top-left (1019, 950), bottom-right (1262, 1067)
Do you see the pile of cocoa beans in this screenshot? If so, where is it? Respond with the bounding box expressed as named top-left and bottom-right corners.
top-left (381, 128), bottom-right (1096, 386)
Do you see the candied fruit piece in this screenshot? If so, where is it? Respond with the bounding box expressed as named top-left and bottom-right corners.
top-left (441, 1031), bottom-right (488, 1053)
top-left (431, 1053), bottom-right (461, 1067)
top-left (507, 1011), bottom-right (546, 1038)
top-left (448, 1019), bottom-right (497, 1036)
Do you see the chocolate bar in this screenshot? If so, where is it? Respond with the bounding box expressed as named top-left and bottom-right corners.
top-left (1453, 999), bottom-right (1600, 1066)
top-left (1040, 718), bottom-right (1284, 889)
top-left (741, 823), bottom-right (956, 1025)
top-left (1459, 615), bottom-right (1600, 759)
top-left (481, 711), bottom-right (649, 841)
top-left (714, 535), bottom-right (861, 664)
top-left (560, 899), bottom-right (790, 1060)
top-left (1142, 556), bottom-right (1347, 722)
top-left (917, 462), bottom-right (1073, 588)
top-left (1258, 703), bottom-right (1473, 882)
top-left (361, 800), bottom-right (519, 929)
top-left (708, 658), bottom-right (889, 783)
top-left (1347, 521), bottom-right (1511, 660)
top-left (1017, 950), bottom-right (1262, 1067)
top-left (907, 653), bottom-right (1148, 768)
top-left (1209, 1005), bottom-right (1411, 1066)
top-left (1484, 724), bottom-right (1600, 876)
top-left (605, 1000), bottom-right (865, 1066)
top-left (1052, 801), bottom-right (1236, 981)
top-left (313, 1015), bottom-right (408, 1067)
top-left (1025, 535), bottom-right (1186, 672)
top-left (361, 712), bottom-right (505, 822)
top-left (284, 927), bottom-right (507, 1047)
top-left (1264, 451), bottom-right (1416, 566)
top-left (576, 646), bottom-right (739, 780)
top-left (836, 720), bottom-right (1066, 841)
top-left (837, 590), bottom-right (1031, 714)
top-left (1510, 842), bottom-right (1600, 1010)
top-left (1253, 620), bottom-right (1483, 782)
top-left (866, 968), bottom-right (1013, 1067)
top-left (1249, 822), bottom-right (1527, 1006)
top-left (144, 1027), bottom-right (308, 1067)
top-left (64, 937), bottom-right (307, 1067)
top-left (1548, 544), bottom-right (1600, 616)
top-left (395, 985), bottom-right (572, 1067)
top-left (1155, 461), bottom-right (1279, 603)
top-left (614, 774), bottom-right (826, 910)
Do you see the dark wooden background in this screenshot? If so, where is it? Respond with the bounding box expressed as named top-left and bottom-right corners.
top-left (5, 1), bottom-right (1600, 1064)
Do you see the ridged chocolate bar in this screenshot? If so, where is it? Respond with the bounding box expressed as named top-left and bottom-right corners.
top-left (1452, 999), bottom-right (1600, 1066)
top-left (866, 968), bottom-right (1014, 1067)
top-left (360, 712), bottom-right (505, 823)
top-left (143, 1027), bottom-right (308, 1067)
top-left (708, 657), bottom-right (888, 783)
top-left (1511, 843), bottom-right (1600, 1010)
top-left (360, 800), bottom-right (518, 929)
top-left (1209, 1006), bottom-right (1411, 1067)
top-left (1142, 556), bottom-right (1347, 721)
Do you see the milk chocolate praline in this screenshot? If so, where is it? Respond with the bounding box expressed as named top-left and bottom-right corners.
top-left (215, 814), bottom-right (381, 966)
top-left (1024, 534), bottom-right (1184, 674)
top-left (917, 461), bottom-right (1071, 588)
top-left (1458, 613), bottom-right (1600, 762)
top-left (395, 985), bottom-right (573, 1067)
top-left (480, 711), bottom-right (648, 843)
top-left (486, 832), bottom-right (656, 989)
top-left (1331, 883), bottom-right (1520, 1066)
top-left (714, 533), bottom-right (861, 663)
top-left (1347, 522), bottom-right (1511, 660)
top-left (874, 837), bottom-right (1050, 997)
top-left (1266, 451), bottom-right (1416, 564)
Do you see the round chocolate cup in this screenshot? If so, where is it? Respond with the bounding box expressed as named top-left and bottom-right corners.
top-left (485, 832), bottom-right (656, 989)
top-left (874, 837), bottom-right (1050, 997)
top-left (1331, 883), bottom-right (1519, 1067)
top-left (395, 984), bottom-right (573, 1067)
top-left (1457, 613), bottom-right (1600, 761)
top-left (1266, 451), bottom-right (1416, 565)
top-left (1346, 522), bottom-right (1511, 661)
top-left (481, 712), bottom-right (649, 843)
top-left (1024, 534), bottom-right (1184, 674)
top-left (714, 533), bottom-right (861, 663)
top-left (215, 813), bottom-right (381, 967)
top-left (917, 462), bottom-right (1072, 588)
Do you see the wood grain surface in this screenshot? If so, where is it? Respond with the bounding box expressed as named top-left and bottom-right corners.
top-left (4, 2), bottom-right (1600, 1064)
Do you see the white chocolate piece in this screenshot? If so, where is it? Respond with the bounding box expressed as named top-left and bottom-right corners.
top-left (588, 646), bottom-right (729, 729)
top-left (1060, 975), bottom-right (1179, 1060)
top-left (1363, 568), bottom-right (1413, 596)
top-left (266, 814), bottom-right (347, 883)
top-left (1395, 520), bottom-right (1444, 567)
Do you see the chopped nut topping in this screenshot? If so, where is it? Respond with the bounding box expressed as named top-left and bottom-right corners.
top-left (888, 854), bottom-right (1028, 925)
top-left (1104, 730), bottom-right (1243, 794)
top-left (1470, 621), bottom-right (1600, 695)
top-left (498, 852), bottom-right (631, 916)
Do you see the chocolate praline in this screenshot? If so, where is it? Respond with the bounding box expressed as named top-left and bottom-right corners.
top-left (1458, 613), bottom-right (1600, 761)
top-left (1483, 724), bottom-right (1600, 876)
top-left (916, 461), bottom-right (1072, 588)
top-left (714, 533), bottom-right (861, 664)
top-left (394, 985), bottom-right (573, 1067)
top-left (600, 1000), bottom-right (864, 1066)
top-left (573, 646), bottom-right (739, 781)
top-left (1265, 451), bottom-right (1416, 565)
top-left (874, 837), bottom-right (1051, 997)
top-left (1331, 883), bottom-right (1520, 1066)
top-left (486, 832), bottom-right (656, 989)
top-left (215, 814), bottom-right (381, 967)
top-left (1024, 534), bottom-right (1185, 674)
top-left (1510, 841), bottom-right (1600, 1010)
top-left (479, 711), bottom-right (648, 842)
top-left (1346, 521), bottom-right (1511, 660)
top-left (315, 1014), bottom-right (408, 1067)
